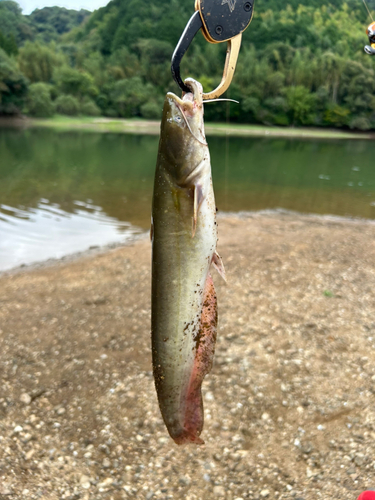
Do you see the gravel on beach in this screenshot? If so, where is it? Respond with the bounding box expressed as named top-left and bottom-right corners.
top-left (0, 211), bottom-right (375, 500)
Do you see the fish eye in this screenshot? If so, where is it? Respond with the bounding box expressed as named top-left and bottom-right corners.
top-left (174, 114), bottom-right (182, 123)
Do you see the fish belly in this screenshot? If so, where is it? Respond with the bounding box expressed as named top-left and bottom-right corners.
top-left (151, 171), bottom-right (217, 444)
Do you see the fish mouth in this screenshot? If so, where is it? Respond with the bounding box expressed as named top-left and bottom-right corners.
top-left (167, 78), bottom-right (203, 118)
top-left (166, 78), bottom-right (206, 146)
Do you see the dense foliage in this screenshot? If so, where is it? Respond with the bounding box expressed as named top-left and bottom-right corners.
top-left (0, 1), bottom-right (89, 43)
top-left (1, 0), bottom-right (375, 129)
top-left (28, 7), bottom-right (90, 42)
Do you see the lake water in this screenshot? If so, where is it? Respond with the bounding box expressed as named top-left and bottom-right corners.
top-left (1, 127), bottom-right (375, 271)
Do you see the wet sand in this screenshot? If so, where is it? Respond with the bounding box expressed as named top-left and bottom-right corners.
top-left (1, 211), bottom-right (375, 500)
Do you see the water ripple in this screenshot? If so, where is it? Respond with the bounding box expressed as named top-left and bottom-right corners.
top-left (0, 199), bottom-right (142, 271)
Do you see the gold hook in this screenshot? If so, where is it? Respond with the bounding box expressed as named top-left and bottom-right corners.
top-left (202, 33), bottom-right (242, 100)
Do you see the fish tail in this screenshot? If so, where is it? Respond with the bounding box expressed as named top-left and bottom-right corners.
top-left (173, 431), bottom-right (205, 445)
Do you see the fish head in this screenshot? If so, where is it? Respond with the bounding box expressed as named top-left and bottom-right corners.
top-left (160, 79), bottom-right (207, 186)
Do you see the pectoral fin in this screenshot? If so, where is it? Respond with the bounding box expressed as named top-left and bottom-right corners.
top-left (212, 251), bottom-right (226, 282)
top-left (192, 184), bottom-right (204, 238)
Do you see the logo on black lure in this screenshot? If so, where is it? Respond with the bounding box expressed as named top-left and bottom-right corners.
top-left (221, 0), bottom-right (236, 13)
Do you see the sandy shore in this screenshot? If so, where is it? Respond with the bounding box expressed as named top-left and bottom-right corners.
top-left (1, 211), bottom-right (375, 500)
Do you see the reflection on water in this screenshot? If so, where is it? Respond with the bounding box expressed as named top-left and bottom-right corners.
top-left (1, 127), bottom-right (375, 271)
top-left (214, 136), bottom-right (375, 218)
top-left (0, 199), bottom-right (140, 271)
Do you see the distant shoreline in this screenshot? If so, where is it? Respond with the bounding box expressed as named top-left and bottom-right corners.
top-left (0, 115), bottom-right (373, 140)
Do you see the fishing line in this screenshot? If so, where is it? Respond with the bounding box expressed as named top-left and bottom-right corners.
top-left (224, 91), bottom-right (230, 210)
top-left (362, 0), bottom-right (374, 23)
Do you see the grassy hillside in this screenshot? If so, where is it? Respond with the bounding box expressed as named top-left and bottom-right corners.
top-left (1, 0), bottom-right (375, 130)
top-left (0, 1), bottom-right (90, 43)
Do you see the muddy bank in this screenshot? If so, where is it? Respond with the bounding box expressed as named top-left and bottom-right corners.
top-left (0, 211), bottom-right (375, 500)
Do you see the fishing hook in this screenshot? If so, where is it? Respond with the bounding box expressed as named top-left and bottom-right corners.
top-left (171, 0), bottom-right (254, 100)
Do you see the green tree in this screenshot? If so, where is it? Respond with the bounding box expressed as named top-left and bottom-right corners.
top-left (285, 85), bottom-right (316, 125)
top-left (108, 47), bottom-right (140, 79)
top-left (0, 0), bottom-right (34, 43)
top-left (140, 100), bottom-right (162, 119)
top-left (324, 104), bottom-right (350, 127)
top-left (54, 93), bottom-right (80, 115)
top-left (134, 38), bottom-right (173, 88)
top-left (0, 29), bottom-right (18, 55)
top-left (349, 116), bottom-right (371, 130)
top-left (318, 52), bottom-right (345, 103)
top-left (109, 76), bottom-right (154, 117)
top-left (0, 47), bottom-right (27, 115)
top-left (28, 7), bottom-right (90, 43)
top-left (81, 51), bottom-right (107, 87)
top-left (18, 41), bottom-right (64, 82)
top-left (80, 96), bottom-right (100, 116)
top-left (26, 82), bottom-right (53, 117)
top-left (54, 66), bottom-right (98, 98)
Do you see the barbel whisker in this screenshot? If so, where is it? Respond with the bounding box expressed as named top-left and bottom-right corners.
top-left (204, 98), bottom-right (240, 104)
top-left (176, 104), bottom-right (208, 146)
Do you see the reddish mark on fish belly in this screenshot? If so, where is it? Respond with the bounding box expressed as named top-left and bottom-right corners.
top-left (173, 273), bottom-right (217, 445)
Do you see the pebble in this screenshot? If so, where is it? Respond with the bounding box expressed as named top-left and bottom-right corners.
top-left (307, 467), bottom-right (316, 478)
top-left (21, 433), bottom-right (33, 443)
top-left (213, 485), bottom-right (226, 497)
top-left (97, 478), bottom-right (113, 490)
top-left (25, 450), bottom-right (35, 460)
top-left (205, 391), bottom-right (215, 401)
top-left (0, 485), bottom-right (12, 495)
top-left (179, 475), bottom-right (191, 486)
top-left (260, 490), bottom-right (270, 498)
top-left (102, 458), bottom-right (111, 468)
top-left (20, 393), bottom-right (31, 405)
top-left (301, 442), bottom-right (314, 454)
